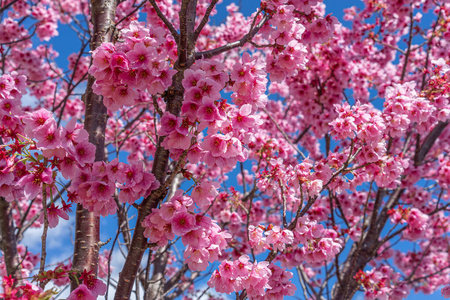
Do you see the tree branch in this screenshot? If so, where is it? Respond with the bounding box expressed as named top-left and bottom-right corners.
top-left (195, 13), bottom-right (271, 60)
top-left (192, 0), bottom-right (219, 41)
top-left (147, 0), bottom-right (180, 42)
top-left (114, 1), bottom-right (198, 298)
top-left (414, 121), bottom-right (449, 166)
top-left (71, 0), bottom-right (118, 291)
top-left (0, 197), bottom-right (22, 286)
top-left (400, 9), bottom-right (414, 82)
top-left (262, 107), bottom-right (306, 159)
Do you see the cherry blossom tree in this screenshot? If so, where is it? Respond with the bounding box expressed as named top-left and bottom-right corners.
top-left (1, 0), bottom-right (450, 299)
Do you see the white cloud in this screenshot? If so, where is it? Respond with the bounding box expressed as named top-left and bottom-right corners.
top-left (21, 93), bottom-right (38, 108)
top-left (191, 283), bottom-right (231, 300)
top-left (21, 217), bottom-right (74, 252)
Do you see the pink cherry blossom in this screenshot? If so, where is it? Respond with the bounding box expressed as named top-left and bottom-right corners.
top-left (67, 284), bottom-right (96, 300)
top-left (171, 211), bottom-right (197, 236)
top-left (38, 203), bottom-right (69, 228)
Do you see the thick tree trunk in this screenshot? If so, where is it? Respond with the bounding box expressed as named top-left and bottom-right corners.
top-left (71, 0), bottom-right (117, 291)
top-left (114, 0), bottom-right (198, 298)
top-left (0, 197), bottom-right (21, 286)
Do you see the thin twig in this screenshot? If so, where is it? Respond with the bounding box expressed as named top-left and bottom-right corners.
top-left (39, 184), bottom-right (49, 289)
top-left (262, 107), bottom-right (306, 159)
top-left (192, 0), bottom-right (219, 41)
top-left (195, 13), bottom-right (271, 59)
top-left (147, 0), bottom-right (179, 41)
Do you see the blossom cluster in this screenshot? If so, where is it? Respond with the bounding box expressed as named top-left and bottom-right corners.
top-left (438, 156), bottom-right (450, 191)
top-left (207, 255), bottom-right (271, 298)
top-left (255, 157), bottom-right (327, 213)
top-left (296, 216), bottom-right (341, 263)
top-left (181, 59), bottom-right (228, 124)
top-left (331, 102), bottom-right (385, 146)
top-left (0, 73), bottom-right (159, 218)
top-left (354, 266), bottom-right (410, 300)
top-left (142, 190), bottom-right (231, 271)
top-left (160, 56), bottom-right (266, 169)
top-left (329, 101), bottom-right (412, 188)
top-left (31, 3), bottom-right (60, 41)
top-left (67, 270), bottom-right (107, 300)
top-left (394, 242), bottom-right (450, 296)
top-left (68, 159), bottom-right (159, 216)
top-left (89, 21), bottom-right (176, 111)
top-left (191, 180), bottom-right (220, 210)
top-left (389, 207), bottom-right (431, 241)
top-left (383, 82), bottom-right (435, 136)
top-left (1, 275), bottom-right (57, 300)
top-left (230, 52), bottom-right (268, 111)
top-left (207, 254), bottom-right (296, 299)
top-left (264, 4), bottom-right (310, 82)
top-left (248, 225), bottom-right (294, 254)
top-left (0, 18), bottom-right (29, 44)
top-left (2, 0), bottom-right (450, 298)
top-left (275, 216), bottom-right (342, 267)
top-left (257, 264), bottom-right (296, 300)
top-left (68, 53), bottom-right (91, 82)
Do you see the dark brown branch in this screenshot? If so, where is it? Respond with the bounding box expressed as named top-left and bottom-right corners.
top-left (0, 0), bottom-right (20, 13)
top-left (178, 0), bottom-right (197, 68)
top-left (144, 248), bottom-right (169, 299)
top-left (0, 197), bottom-right (22, 286)
top-left (163, 264), bottom-right (189, 293)
top-left (114, 1), bottom-right (198, 297)
top-left (407, 265), bottom-right (450, 284)
top-left (71, 0), bottom-right (118, 292)
top-left (420, 11), bottom-right (441, 90)
top-left (293, 125), bottom-right (311, 144)
top-left (163, 271), bottom-right (201, 300)
top-left (192, 0), bottom-right (219, 41)
top-left (331, 186), bottom-right (405, 299)
top-left (400, 9), bottom-right (414, 82)
top-left (147, 0), bottom-right (179, 41)
top-left (195, 13), bottom-right (271, 60)
top-left (414, 121), bottom-right (449, 166)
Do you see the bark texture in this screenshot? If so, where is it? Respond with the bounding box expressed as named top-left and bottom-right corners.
top-left (70, 0), bottom-right (118, 291)
top-left (114, 0), bottom-right (198, 298)
top-left (0, 197), bottom-right (21, 286)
